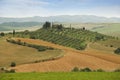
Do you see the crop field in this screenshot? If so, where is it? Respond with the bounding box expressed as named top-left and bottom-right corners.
top-left (9, 38), bottom-right (120, 72)
top-left (0, 72), bottom-right (120, 80)
top-left (0, 37), bottom-right (63, 67)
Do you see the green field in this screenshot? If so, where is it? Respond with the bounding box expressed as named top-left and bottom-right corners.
top-left (91, 23), bottom-right (120, 38)
top-left (0, 72), bottom-right (120, 80)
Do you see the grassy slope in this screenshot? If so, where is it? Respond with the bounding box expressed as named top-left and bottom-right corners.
top-left (0, 37), bottom-right (63, 67)
top-left (91, 23), bottom-right (120, 38)
top-left (62, 23), bottom-right (120, 38)
top-left (0, 72), bottom-right (120, 80)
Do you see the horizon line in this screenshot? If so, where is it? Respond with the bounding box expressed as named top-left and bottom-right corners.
top-left (0, 15), bottom-right (120, 18)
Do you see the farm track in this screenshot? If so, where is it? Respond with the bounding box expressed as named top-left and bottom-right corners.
top-left (12, 38), bottom-right (120, 72)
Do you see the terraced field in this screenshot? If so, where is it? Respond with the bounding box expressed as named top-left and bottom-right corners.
top-left (11, 38), bottom-right (120, 72)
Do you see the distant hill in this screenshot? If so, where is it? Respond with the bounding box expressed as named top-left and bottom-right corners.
top-left (91, 23), bottom-right (120, 38)
top-left (0, 22), bottom-right (42, 31)
top-left (0, 15), bottom-right (120, 23)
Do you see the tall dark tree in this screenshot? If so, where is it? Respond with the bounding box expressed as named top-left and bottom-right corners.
top-left (83, 27), bottom-right (85, 30)
top-left (13, 29), bottom-right (15, 37)
top-left (43, 22), bottom-right (51, 29)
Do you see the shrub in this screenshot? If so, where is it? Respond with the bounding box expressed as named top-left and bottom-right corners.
top-left (114, 48), bottom-right (120, 54)
top-left (71, 67), bottom-right (79, 72)
top-left (1, 67), bottom-right (5, 71)
top-left (38, 47), bottom-right (46, 51)
top-left (10, 62), bottom-right (16, 67)
top-left (30, 36), bottom-right (36, 39)
top-left (5, 69), bottom-right (16, 73)
top-left (9, 69), bottom-right (16, 73)
top-left (110, 45), bottom-right (113, 47)
top-left (114, 69), bottom-right (120, 72)
top-left (80, 67), bottom-right (92, 72)
top-left (96, 69), bottom-right (104, 72)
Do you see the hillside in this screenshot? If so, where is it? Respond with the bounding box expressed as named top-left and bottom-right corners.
top-left (0, 22), bottom-right (42, 31)
top-left (1, 23), bottom-right (120, 72)
top-left (10, 38), bottom-right (120, 72)
top-left (0, 15), bottom-right (120, 23)
top-left (25, 26), bottom-right (111, 51)
top-left (91, 23), bottom-right (120, 38)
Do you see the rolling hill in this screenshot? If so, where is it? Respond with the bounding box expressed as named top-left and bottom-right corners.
top-left (0, 22), bottom-right (42, 32)
top-left (91, 23), bottom-right (120, 38)
top-left (0, 22), bottom-right (120, 72)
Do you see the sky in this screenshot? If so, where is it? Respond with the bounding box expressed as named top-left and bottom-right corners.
top-left (0, 0), bottom-right (120, 18)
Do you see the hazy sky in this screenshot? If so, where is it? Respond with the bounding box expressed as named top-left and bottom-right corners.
top-left (0, 0), bottom-right (120, 18)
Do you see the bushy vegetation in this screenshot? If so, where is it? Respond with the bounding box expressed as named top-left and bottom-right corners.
top-left (114, 69), bottom-right (120, 72)
top-left (6, 39), bottom-right (54, 52)
top-left (114, 48), bottom-right (120, 54)
top-left (71, 67), bottom-right (105, 72)
top-left (10, 62), bottom-right (16, 67)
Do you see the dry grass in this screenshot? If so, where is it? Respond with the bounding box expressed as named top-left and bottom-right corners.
top-left (0, 37), bottom-right (62, 67)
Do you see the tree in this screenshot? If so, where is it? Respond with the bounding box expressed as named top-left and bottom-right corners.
top-left (10, 62), bottom-right (16, 67)
top-left (43, 22), bottom-right (51, 29)
top-left (71, 67), bottom-right (79, 72)
top-left (82, 27), bottom-right (85, 30)
top-left (23, 30), bottom-right (29, 35)
top-left (0, 32), bottom-right (5, 36)
top-left (114, 48), bottom-right (120, 54)
top-left (13, 29), bottom-right (15, 37)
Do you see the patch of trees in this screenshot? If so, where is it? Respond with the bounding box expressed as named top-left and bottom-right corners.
top-left (43, 21), bottom-right (51, 29)
top-left (52, 24), bottom-right (63, 30)
top-left (114, 48), bottom-right (120, 54)
top-left (42, 21), bottom-right (64, 30)
top-left (95, 34), bottom-right (105, 41)
top-left (6, 39), bottom-right (54, 52)
top-left (30, 29), bottom-right (87, 50)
